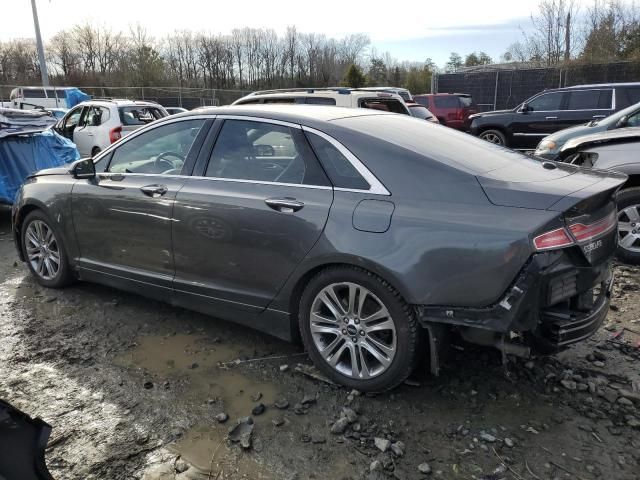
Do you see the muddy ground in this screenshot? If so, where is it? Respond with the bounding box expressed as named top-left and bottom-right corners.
top-left (1, 204), bottom-right (639, 480)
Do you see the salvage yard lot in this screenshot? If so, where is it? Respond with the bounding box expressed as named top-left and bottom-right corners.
top-left (1, 204), bottom-right (639, 480)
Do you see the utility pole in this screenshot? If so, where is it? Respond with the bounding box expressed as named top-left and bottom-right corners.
top-left (31, 0), bottom-right (50, 87)
top-left (564, 11), bottom-right (571, 63)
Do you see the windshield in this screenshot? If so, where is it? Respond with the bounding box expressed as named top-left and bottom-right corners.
top-left (596, 101), bottom-right (640, 127)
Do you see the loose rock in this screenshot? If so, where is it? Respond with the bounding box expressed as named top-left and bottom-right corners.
top-left (374, 437), bottom-right (391, 452)
top-left (418, 462), bottom-right (432, 475)
top-left (331, 417), bottom-right (349, 434)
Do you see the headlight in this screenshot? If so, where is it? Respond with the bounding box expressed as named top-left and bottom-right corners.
top-left (536, 140), bottom-right (557, 153)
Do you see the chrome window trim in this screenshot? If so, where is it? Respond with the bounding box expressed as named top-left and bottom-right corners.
top-left (513, 133), bottom-right (548, 136)
top-left (301, 126), bottom-right (391, 196)
top-left (216, 115), bottom-right (302, 129)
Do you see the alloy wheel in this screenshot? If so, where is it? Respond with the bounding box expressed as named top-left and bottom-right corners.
top-left (618, 204), bottom-right (640, 253)
top-left (481, 132), bottom-right (503, 144)
top-left (309, 282), bottom-right (397, 379)
top-left (25, 220), bottom-right (61, 280)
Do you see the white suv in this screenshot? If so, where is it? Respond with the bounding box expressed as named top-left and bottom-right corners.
top-left (232, 88), bottom-right (411, 115)
top-left (54, 99), bottom-right (168, 157)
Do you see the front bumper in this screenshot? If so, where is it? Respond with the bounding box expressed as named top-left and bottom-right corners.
top-left (417, 249), bottom-right (613, 353)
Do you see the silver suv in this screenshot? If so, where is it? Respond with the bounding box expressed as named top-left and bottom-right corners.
top-left (54, 99), bottom-right (168, 157)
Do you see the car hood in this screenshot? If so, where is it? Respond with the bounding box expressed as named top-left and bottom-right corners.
top-left (560, 127), bottom-right (640, 154)
top-left (477, 157), bottom-right (627, 211)
top-left (31, 166), bottom-right (72, 177)
top-left (537, 123), bottom-right (603, 148)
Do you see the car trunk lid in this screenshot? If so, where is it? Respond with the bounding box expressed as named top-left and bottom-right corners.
top-left (476, 159), bottom-right (626, 212)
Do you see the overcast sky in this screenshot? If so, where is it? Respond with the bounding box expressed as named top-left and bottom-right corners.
top-left (5, 0), bottom-right (596, 66)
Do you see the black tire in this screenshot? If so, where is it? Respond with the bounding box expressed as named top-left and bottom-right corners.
top-left (479, 129), bottom-right (507, 146)
top-left (21, 210), bottom-right (73, 288)
top-left (616, 187), bottom-right (640, 265)
top-left (299, 266), bottom-right (420, 392)
top-left (91, 146), bottom-right (101, 157)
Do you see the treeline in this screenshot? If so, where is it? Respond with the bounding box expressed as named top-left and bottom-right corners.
top-left (0, 24), bottom-right (434, 93)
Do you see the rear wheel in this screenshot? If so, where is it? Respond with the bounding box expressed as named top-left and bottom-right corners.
top-left (479, 129), bottom-right (507, 146)
top-left (617, 187), bottom-right (640, 265)
top-left (21, 210), bottom-right (73, 288)
top-left (299, 266), bottom-right (420, 392)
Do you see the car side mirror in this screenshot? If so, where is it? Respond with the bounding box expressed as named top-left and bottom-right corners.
top-left (71, 158), bottom-right (96, 179)
top-left (520, 102), bottom-right (531, 113)
top-left (616, 115), bottom-right (628, 128)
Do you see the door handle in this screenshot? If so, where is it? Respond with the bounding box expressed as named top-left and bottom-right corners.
top-left (264, 197), bottom-right (305, 212)
top-left (592, 115), bottom-right (606, 119)
top-left (545, 116), bottom-right (558, 120)
top-left (140, 184), bottom-right (168, 198)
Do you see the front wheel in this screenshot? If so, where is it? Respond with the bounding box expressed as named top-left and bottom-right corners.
top-left (299, 266), bottom-right (420, 392)
top-left (21, 210), bottom-right (73, 288)
top-left (617, 187), bottom-right (640, 265)
top-left (479, 129), bottom-right (507, 146)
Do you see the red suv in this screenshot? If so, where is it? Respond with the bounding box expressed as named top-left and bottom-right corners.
top-left (413, 93), bottom-right (477, 131)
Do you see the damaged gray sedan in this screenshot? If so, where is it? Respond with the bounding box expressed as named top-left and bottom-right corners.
top-left (12, 105), bottom-right (626, 391)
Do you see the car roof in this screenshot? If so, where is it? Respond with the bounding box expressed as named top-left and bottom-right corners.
top-left (179, 104), bottom-right (388, 124)
top-left (414, 93), bottom-right (470, 97)
top-left (78, 99), bottom-right (162, 107)
top-left (236, 90), bottom-right (404, 100)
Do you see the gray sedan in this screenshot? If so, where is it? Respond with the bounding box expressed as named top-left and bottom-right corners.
top-left (11, 105), bottom-right (626, 391)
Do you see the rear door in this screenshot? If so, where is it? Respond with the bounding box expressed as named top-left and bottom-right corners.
top-left (172, 117), bottom-right (333, 317)
top-left (71, 118), bottom-right (209, 295)
top-left (563, 89), bottom-right (614, 125)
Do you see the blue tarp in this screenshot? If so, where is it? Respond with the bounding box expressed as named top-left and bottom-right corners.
top-left (65, 88), bottom-right (91, 108)
top-left (0, 130), bottom-right (79, 204)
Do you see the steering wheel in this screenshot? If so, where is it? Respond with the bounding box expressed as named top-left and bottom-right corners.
top-left (154, 151), bottom-right (184, 174)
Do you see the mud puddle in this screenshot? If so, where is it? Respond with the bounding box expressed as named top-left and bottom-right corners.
top-left (118, 334), bottom-right (283, 477)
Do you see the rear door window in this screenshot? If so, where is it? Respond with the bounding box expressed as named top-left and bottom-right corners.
top-left (620, 87), bottom-right (640, 107)
top-left (567, 89), bottom-right (612, 110)
top-left (205, 120), bottom-right (329, 186)
top-left (527, 91), bottom-right (565, 111)
top-left (306, 131), bottom-right (370, 190)
top-left (408, 105), bottom-right (433, 120)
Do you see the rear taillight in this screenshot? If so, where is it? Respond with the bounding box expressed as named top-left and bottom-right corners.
top-left (533, 228), bottom-right (575, 251)
top-left (109, 126), bottom-right (122, 144)
top-left (568, 210), bottom-right (617, 243)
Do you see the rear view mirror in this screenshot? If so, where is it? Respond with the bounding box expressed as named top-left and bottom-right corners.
top-left (71, 158), bottom-right (96, 179)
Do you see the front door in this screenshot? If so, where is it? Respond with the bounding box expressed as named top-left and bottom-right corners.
top-left (71, 118), bottom-right (208, 293)
top-left (511, 90), bottom-right (567, 149)
top-left (56, 105), bottom-right (85, 143)
top-left (172, 118), bottom-right (333, 317)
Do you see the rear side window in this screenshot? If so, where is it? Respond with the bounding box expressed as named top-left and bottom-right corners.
top-left (119, 106), bottom-right (165, 126)
top-left (620, 87), bottom-right (640, 107)
top-left (567, 90), bottom-right (612, 110)
top-left (306, 132), bottom-right (370, 190)
top-left (458, 96), bottom-right (473, 107)
top-left (360, 98), bottom-right (408, 115)
top-left (263, 97), bottom-right (296, 104)
top-left (414, 96), bottom-right (429, 107)
top-left (304, 97), bottom-right (336, 105)
top-left (434, 96), bottom-right (461, 108)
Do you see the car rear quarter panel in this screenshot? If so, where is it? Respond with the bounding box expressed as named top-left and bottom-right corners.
top-left (13, 175), bottom-right (78, 263)
top-left (272, 127), bottom-right (560, 309)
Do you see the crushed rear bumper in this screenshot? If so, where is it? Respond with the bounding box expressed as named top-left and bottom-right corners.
top-left (417, 249), bottom-right (613, 354)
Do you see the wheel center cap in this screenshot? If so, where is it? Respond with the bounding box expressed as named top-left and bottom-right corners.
top-left (346, 325), bottom-right (358, 336)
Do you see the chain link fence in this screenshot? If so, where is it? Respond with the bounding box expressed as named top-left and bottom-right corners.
top-left (0, 85), bottom-right (252, 109)
top-left (434, 61), bottom-right (640, 112)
